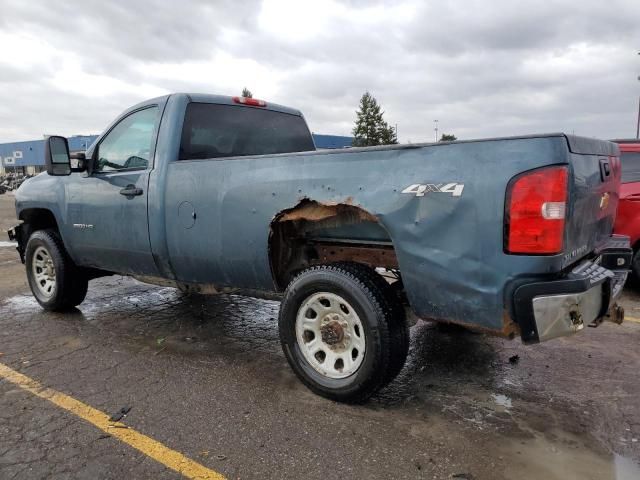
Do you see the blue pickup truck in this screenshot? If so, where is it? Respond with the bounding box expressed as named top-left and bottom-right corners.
top-left (9, 93), bottom-right (633, 402)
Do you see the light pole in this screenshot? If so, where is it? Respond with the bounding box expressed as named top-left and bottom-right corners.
top-left (434, 119), bottom-right (439, 142)
top-left (636, 52), bottom-right (640, 139)
top-left (636, 91), bottom-right (639, 139)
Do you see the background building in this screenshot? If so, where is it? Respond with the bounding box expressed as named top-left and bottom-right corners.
top-left (312, 134), bottom-right (353, 150)
top-left (0, 136), bottom-right (96, 175)
top-left (0, 134), bottom-right (353, 175)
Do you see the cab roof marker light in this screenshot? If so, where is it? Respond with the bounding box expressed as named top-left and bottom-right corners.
top-left (232, 96), bottom-right (267, 107)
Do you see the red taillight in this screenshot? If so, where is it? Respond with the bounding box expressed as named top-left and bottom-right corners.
top-left (506, 166), bottom-right (568, 254)
top-left (232, 96), bottom-right (267, 107)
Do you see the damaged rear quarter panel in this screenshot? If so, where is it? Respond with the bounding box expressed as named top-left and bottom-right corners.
top-left (162, 134), bottom-right (570, 331)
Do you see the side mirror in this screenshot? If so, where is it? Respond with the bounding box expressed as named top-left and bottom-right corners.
top-left (45, 136), bottom-right (71, 176)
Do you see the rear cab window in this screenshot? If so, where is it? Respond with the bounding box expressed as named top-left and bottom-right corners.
top-left (179, 103), bottom-right (315, 160)
top-left (621, 151), bottom-right (640, 183)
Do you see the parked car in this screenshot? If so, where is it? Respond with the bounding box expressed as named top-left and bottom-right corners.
top-left (8, 94), bottom-right (633, 402)
top-left (612, 139), bottom-right (640, 279)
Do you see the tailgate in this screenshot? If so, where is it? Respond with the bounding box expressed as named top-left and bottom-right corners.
top-left (563, 135), bottom-right (621, 264)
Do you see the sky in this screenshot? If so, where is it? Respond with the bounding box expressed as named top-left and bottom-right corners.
top-left (0, 0), bottom-right (639, 144)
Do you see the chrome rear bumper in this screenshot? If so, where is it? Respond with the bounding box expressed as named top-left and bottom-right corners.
top-left (531, 272), bottom-right (615, 342)
top-left (514, 236), bottom-right (632, 344)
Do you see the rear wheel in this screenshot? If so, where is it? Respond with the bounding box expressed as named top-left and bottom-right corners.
top-left (278, 262), bottom-right (409, 403)
top-left (25, 229), bottom-right (88, 311)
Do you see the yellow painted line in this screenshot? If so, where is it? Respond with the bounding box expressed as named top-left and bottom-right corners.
top-left (625, 315), bottom-right (640, 324)
top-left (0, 362), bottom-right (225, 480)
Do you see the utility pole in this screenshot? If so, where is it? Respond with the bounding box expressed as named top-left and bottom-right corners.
top-left (434, 119), bottom-right (439, 142)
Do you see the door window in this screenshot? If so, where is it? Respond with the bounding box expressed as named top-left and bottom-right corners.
top-left (621, 152), bottom-right (640, 184)
top-left (96, 107), bottom-right (159, 172)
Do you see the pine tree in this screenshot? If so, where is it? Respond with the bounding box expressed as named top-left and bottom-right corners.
top-left (352, 92), bottom-right (398, 146)
top-left (439, 134), bottom-right (457, 142)
top-left (241, 87), bottom-right (253, 98)
top-left (379, 122), bottom-right (398, 145)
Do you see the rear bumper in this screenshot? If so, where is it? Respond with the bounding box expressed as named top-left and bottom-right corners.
top-left (514, 235), bottom-right (632, 344)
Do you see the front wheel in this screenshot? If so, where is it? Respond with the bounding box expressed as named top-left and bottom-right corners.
top-left (25, 229), bottom-right (88, 311)
top-left (632, 249), bottom-right (640, 282)
top-left (278, 263), bottom-right (409, 403)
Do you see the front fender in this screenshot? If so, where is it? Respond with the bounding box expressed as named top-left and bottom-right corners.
top-left (14, 173), bottom-right (77, 262)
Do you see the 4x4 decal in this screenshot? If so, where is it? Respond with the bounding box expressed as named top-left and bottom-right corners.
top-left (401, 183), bottom-right (464, 197)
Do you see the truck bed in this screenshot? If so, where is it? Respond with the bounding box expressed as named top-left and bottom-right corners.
top-left (157, 132), bottom-right (619, 334)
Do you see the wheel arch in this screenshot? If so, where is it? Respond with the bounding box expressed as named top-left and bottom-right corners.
top-left (268, 198), bottom-right (400, 291)
top-left (13, 208), bottom-right (61, 261)
top-left (19, 208), bottom-right (60, 233)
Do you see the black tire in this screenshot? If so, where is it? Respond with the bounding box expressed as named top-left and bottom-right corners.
top-left (633, 249), bottom-right (640, 282)
top-left (278, 262), bottom-right (409, 403)
top-left (25, 229), bottom-right (88, 311)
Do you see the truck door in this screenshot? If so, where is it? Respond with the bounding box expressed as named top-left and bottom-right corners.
top-left (65, 106), bottom-right (160, 275)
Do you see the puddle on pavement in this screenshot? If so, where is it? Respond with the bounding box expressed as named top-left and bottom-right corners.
top-left (491, 393), bottom-right (512, 410)
top-left (3, 294), bottom-right (37, 309)
top-left (2, 282), bottom-right (283, 360)
top-left (500, 427), bottom-right (640, 480)
top-left (613, 454), bottom-right (640, 480)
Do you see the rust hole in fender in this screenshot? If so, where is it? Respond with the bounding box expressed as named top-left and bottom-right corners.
top-left (276, 198), bottom-right (377, 224)
top-left (268, 199), bottom-right (398, 290)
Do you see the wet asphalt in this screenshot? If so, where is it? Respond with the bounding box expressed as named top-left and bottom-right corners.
top-left (0, 195), bottom-right (639, 479)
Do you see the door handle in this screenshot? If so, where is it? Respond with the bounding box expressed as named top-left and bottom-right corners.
top-left (119, 184), bottom-right (143, 197)
top-left (599, 158), bottom-right (611, 180)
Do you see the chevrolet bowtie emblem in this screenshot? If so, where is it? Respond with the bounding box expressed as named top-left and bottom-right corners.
top-left (599, 192), bottom-right (610, 210)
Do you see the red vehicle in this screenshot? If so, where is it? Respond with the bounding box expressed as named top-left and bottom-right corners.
top-left (613, 140), bottom-right (640, 279)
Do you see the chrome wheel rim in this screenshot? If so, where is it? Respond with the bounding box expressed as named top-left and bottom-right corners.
top-left (295, 292), bottom-right (366, 379)
top-left (32, 246), bottom-right (56, 297)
